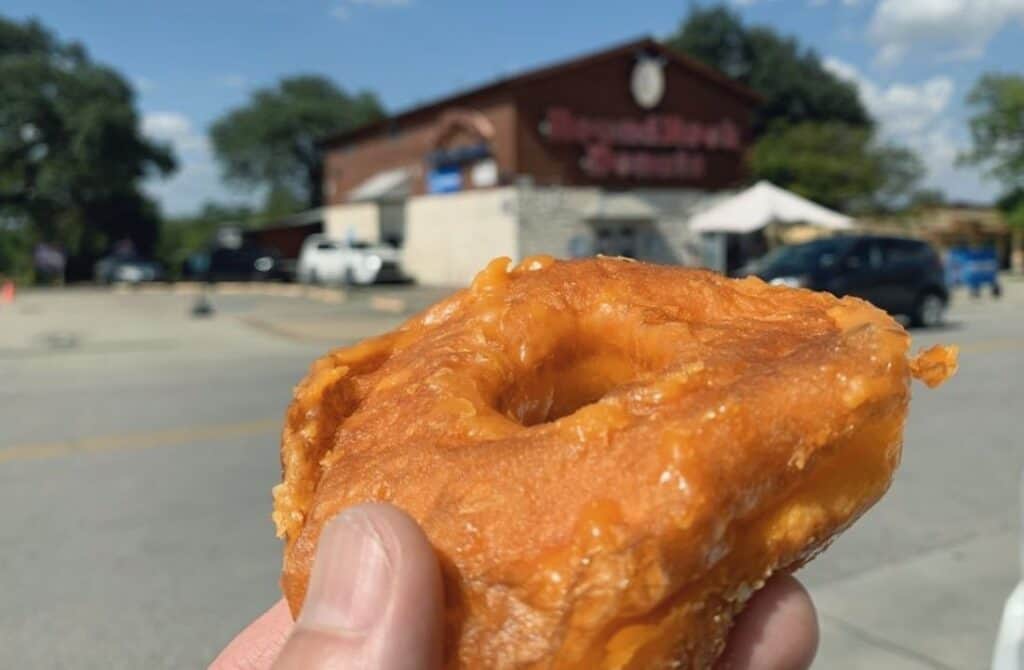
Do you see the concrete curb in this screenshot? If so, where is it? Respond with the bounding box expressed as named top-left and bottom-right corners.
top-left (369, 296), bottom-right (407, 314)
top-left (111, 281), bottom-right (348, 305)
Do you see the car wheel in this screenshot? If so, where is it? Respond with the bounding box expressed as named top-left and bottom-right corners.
top-left (911, 291), bottom-right (946, 328)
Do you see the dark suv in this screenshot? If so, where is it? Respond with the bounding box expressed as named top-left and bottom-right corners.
top-left (181, 245), bottom-right (286, 282)
top-left (744, 236), bottom-right (949, 327)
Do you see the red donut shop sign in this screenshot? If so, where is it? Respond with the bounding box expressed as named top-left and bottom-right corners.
top-left (540, 107), bottom-right (741, 181)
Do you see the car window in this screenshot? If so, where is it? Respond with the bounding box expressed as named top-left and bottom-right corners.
top-left (869, 244), bottom-right (883, 269)
top-left (845, 241), bottom-right (883, 270)
top-left (882, 239), bottom-right (929, 265)
top-left (756, 238), bottom-right (855, 274)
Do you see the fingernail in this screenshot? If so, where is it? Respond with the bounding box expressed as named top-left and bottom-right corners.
top-left (299, 510), bottom-right (393, 633)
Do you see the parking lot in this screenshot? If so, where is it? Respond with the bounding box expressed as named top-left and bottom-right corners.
top-left (0, 280), bottom-right (1021, 669)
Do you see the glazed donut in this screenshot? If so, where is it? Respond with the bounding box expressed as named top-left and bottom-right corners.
top-left (272, 255), bottom-right (956, 669)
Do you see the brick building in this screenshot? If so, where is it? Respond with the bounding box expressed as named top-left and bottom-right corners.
top-left (318, 37), bottom-right (760, 284)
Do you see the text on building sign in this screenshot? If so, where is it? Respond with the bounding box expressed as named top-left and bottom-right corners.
top-left (543, 108), bottom-right (741, 151)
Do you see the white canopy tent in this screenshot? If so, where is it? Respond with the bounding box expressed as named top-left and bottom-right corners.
top-left (689, 181), bottom-right (853, 234)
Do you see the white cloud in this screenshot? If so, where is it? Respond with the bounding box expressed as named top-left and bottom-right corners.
top-left (869, 0), bottom-right (1024, 65)
top-left (141, 112), bottom-right (256, 215)
top-left (822, 58), bottom-right (859, 82)
top-left (905, 124), bottom-right (998, 202)
top-left (824, 58), bottom-right (997, 201)
top-left (330, 0), bottom-right (412, 20)
top-left (141, 112), bottom-right (208, 152)
top-left (824, 57), bottom-right (953, 135)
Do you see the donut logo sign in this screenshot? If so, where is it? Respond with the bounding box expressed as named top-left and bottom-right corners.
top-left (631, 57), bottom-right (665, 110)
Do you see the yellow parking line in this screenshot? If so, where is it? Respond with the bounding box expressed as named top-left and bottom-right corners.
top-left (0, 417), bottom-right (281, 465)
top-left (3, 336), bottom-right (1020, 465)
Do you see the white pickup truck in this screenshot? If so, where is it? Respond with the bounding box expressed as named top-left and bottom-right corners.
top-left (296, 235), bottom-right (405, 286)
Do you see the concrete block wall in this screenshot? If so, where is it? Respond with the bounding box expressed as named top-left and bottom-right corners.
top-left (634, 188), bottom-right (725, 268)
top-left (327, 185), bottom-right (730, 287)
top-left (515, 185), bottom-right (718, 268)
top-left (515, 185), bottom-right (602, 260)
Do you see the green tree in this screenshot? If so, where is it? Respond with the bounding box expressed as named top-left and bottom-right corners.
top-left (666, 5), bottom-right (922, 212)
top-left (998, 189), bottom-right (1024, 219)
top-left (665, 5), bottom-right (871, 134)
top-left (961, 74), bottom-right (1024, 270)
top-left (751, 122), bottom-right (923, 213)
top-left (908, 188), bottom-right (947, 210)
top-left (0, 16), bottom-right (176, 278)
top-left (210, 76), bottom-right (383, 210)
top-left (995, 187), bottom-right (1024, 272)
top-left (960, 74), bottom-right (1024, 189)
top-left (871, 143), bottom-right (927, 210)
top-left (0, 223), bottom-right (33, 283)
top-left (262, 186), bottom-right (304, 220)
top-left (155, 201), bottom-right (255, 277)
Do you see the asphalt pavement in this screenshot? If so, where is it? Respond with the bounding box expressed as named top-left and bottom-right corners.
top-left (0, 279), bottom-right (1021, 669)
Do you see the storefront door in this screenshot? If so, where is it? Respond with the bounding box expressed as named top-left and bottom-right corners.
top-left (589, 220), bottom-right (658, 260)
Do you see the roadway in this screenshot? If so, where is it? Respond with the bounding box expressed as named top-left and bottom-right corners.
top-left (0, 280), bottom-right (1020, 668)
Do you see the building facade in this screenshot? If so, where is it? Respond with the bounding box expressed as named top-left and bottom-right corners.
top-left (319, 38), bottom-right (759, 284)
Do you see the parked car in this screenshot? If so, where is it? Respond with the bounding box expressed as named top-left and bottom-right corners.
top-left (201, 245), bottom-right (286, 282)
top-left (94, 253), bottom-right (164, 284)
top-left (739, 236), bottom-right (949, 327)
top-left (180, 251), bottom-right (211, 280)
top-left (296, 235), bottom-right (405, 286)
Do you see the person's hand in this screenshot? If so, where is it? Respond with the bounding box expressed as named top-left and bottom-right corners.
top-left (213, 504), bottom-right (443, 670)
top-left (211, 503), bottom-right (817, 670)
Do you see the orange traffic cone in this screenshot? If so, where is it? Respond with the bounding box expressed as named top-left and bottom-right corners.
top-left (1, 281), bottom-right (15, 304)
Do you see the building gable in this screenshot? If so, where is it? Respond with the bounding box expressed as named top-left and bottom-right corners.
top-left (320, 37), bottom-right (757, 202)
top-left (512, 42), bottom-right (755, 190)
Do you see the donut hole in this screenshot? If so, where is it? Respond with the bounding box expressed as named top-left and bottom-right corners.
top-left (497, 346), bottom-right (647, 426)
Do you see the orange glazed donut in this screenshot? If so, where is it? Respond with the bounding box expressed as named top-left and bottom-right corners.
top-left (272, 255), bottom-right (956, 669)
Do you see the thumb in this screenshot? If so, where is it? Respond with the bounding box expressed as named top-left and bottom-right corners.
top-left (272, 503), bottom-right (444, 670)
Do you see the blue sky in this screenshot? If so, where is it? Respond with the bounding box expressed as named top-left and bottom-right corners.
top-left (5, 0), bottom-right (1024, 215)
